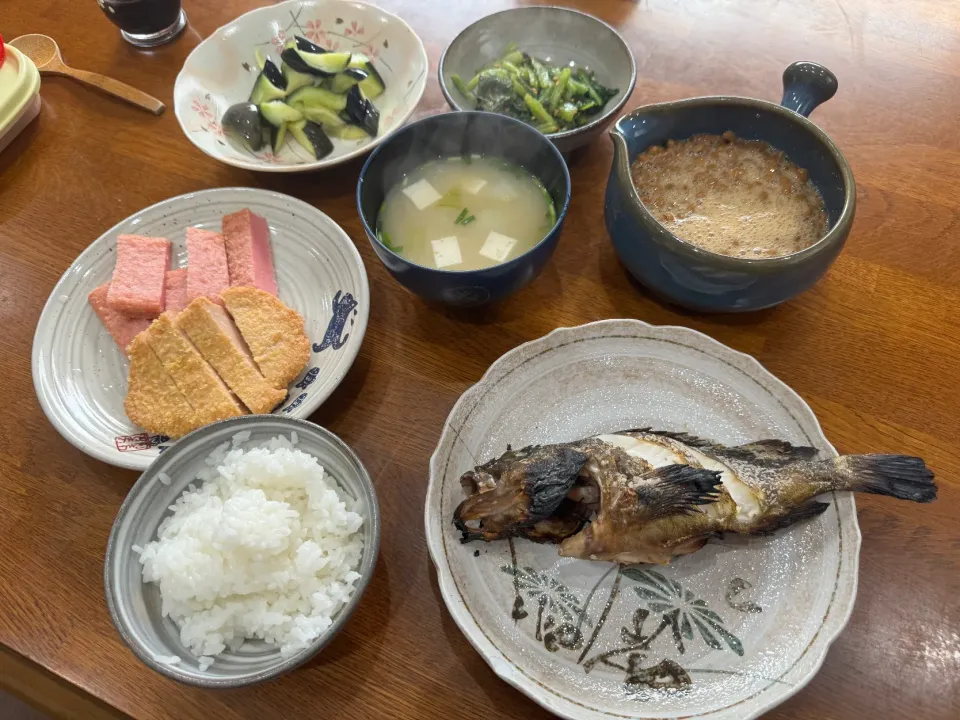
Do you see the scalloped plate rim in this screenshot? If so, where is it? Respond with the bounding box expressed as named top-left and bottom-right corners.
top-left (424, 318), bottom-right (862, 720)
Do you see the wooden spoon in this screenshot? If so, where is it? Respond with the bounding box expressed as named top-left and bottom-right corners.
top-left (9, 34), bottom-right (164, 116)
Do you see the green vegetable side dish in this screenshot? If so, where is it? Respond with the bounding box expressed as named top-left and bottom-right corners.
top-left (221, 35), bottom-right (386, 161)
top-left (451, 43), bottom-right (618, 134)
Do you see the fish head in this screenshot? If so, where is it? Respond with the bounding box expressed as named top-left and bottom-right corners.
top-left (454, 444), bottom-right (588, 543)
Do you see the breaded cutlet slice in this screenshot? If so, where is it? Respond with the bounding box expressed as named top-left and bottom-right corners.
top-left (143, 313), bottom-right (247, 424)
top-left (176, 298), bottom-right (288, 414)
top-left (124, 333), bottom-right (202, 438)
top-left (221, 287), bottom-right (310, 390)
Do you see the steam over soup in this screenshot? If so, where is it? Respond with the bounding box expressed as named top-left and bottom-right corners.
top-left (376, 156), bottom-right (556, 271)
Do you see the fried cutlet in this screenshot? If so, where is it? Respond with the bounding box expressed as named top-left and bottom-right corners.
top-left (124, 333), bottom-right (202, 438)
top-left (176, 298), bottom-right (288, 414)
top-left (143, 313), bottom-right (247, 424)
top-left (221, 286), bottom-right (310, 389)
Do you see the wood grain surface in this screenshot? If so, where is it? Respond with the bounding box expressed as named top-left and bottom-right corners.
top-left (1, 1), bottom-right (958, 718)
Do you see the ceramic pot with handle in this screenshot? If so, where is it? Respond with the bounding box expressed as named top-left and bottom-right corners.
top-left (604, 61), bottom-right (855, 312)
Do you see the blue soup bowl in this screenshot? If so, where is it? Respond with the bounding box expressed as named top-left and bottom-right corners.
top-left (357, 111), bottom-right (571, 307)
top-left (605, 61), bottom-right (856, 312)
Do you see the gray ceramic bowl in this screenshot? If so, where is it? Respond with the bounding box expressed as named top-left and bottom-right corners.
top-left (104, 416), bottom-right (380, 687)
top-left (438, 6), bottom-right (637, 153)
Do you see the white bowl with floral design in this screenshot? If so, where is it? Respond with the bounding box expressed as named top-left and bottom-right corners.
top-left (173, 0), bottom-right (428, 172)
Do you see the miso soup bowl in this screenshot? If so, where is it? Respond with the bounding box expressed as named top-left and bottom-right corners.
top-left (605, 61), bottom-right (856, 312)
top-left (357, 111), bottom-right (571, 307)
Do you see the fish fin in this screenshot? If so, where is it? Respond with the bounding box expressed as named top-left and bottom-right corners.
top-left (750, 500), bottom-right (831, 535)
top-left (717, 439), bottom-right (819, 466)
top-left (621, 428), bottom-right (721, 448)
top-left (633, 464), bottom-right (723, 519)
top-left (839, 455), bottom-right (936, 503)
top-left (624, 429), bottom-right (819, 466)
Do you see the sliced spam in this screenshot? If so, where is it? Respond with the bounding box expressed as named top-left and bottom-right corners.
top-left (88, 283), bottom-right (154, 355)
top-left (124, 333), bottom-right (202, 439)
top-left (176, 297), bottom-right (288, 414)
top-left (221, 286), bottom-right (310, 390)
top-left (186, 228), bottom-right (230, 305)
top-left (142, 313), bottom-right (247, 425)
top-left (106, 235), bottom-right (171, 316)
top-left (164, 268), bottom-right (189, 315)
top-left (222, 209), bottom-right (278, 295)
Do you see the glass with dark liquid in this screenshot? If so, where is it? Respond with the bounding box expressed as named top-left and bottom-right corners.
top-left (98, 0), bottom-right (187, 48)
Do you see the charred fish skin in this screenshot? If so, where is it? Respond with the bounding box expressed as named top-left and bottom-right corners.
top-left (558, 463), bottom-right (724, 564)
top-left (454, 443), bottom-right (589, 543)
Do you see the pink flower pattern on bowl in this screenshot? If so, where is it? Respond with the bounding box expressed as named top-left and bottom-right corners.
top-left (173, 0), bottom-right (428, 171)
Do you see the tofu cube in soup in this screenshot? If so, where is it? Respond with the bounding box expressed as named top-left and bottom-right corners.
top-left (402, 179), bottom-right (442, 210)
top-left (431, 236), bottom-right (462, 268)
top-left (106, 235), bottom-right (171, 316)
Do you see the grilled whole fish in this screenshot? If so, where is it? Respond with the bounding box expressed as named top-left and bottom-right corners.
top-left (453, 429), bottom-right (936, 565)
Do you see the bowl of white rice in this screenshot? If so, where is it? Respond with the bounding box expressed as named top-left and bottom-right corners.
top-left (104, 416), bottom-right (380, 687)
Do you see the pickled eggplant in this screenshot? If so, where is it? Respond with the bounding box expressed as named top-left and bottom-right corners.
top-left (328, 67), bottom-right (367, 94)
top-left (289, 120), bottom-right (334, 159)
top-left (281, 60), bottom-right (315, 94)
top-left (347, 53), bottom-right (386, 99)
top-left (271, 123), bottom-right (288, 153)
top-left (342, 85), bottom-right (379, 136)
top-left (259, 100), bottom-right (303, 127)
top-left (286, 85), bottom-right (348, 112)
top-left (221, 102), bottom-right (264, 152)
top-left (281, 36), bottom-right (350, 76)
top-left (248, 58), bottom-right (287, 104)
top-left (298, 105), bottom-right (345, 128)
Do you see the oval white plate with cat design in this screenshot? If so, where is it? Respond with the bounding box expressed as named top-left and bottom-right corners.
top-left (425, 319), bottom-right (860, 720)
top-left (32, 188), bottom-right (369, 470)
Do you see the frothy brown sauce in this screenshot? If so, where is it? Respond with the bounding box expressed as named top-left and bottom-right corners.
top-left (631, 131), bottom-right (829, 259)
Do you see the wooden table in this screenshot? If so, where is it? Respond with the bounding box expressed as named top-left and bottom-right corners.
top-left (2, 1), bottom-right (958, 718)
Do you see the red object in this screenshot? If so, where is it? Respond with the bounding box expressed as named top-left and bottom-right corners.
top-left (0, 34), bottom-right (6, 69)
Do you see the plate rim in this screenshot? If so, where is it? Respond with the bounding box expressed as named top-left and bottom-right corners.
top-left (172, 0), bottom-right (429, 173)
top-left (424, 318), bottom-right (862, 720)
top-left (31, 186), bottom-right (370, 471)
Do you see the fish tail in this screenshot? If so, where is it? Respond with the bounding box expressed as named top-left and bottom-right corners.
top-left (835, 455), bottom-right (937, 503)
top-left (635, 464), bottom-right (723, 519)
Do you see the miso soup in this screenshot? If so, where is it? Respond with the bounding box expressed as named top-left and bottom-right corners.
top-left (376, 156), bottom-right (556, 271)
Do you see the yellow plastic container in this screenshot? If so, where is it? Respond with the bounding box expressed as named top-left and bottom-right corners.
top-left (0, 43), bottom-right (41, 153)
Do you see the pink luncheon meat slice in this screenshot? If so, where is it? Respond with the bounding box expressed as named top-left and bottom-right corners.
top-left (222, 209), bottom-right (278, 295)
top-left (106, 234), bottom-right (171, 316)
top-left (164, 268), bottom-right (189, 315)
top-left (186, 228), bottom-right (230, 304)
top-left (89, 283), bottom-right (154, 354)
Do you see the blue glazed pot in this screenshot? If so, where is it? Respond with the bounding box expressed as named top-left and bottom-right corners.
top-left (604, 61), bottom-right (855, 312)
top-left (357, 111), bottom-right (571, 307)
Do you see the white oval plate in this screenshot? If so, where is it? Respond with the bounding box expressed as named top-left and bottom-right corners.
top-left (32, 188), bottom-right (369, 471)
top-left (425, 320), bottom-right (861, 720)
top-left (174, 0), bottom-right (428, 172)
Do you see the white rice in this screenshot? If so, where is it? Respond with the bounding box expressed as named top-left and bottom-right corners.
top-left (157, 472), bottom-right (171, 486)
top-left (137, 435), bottom-right (364, 659)
top-left (153, 653), bottom-right (181, 665)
